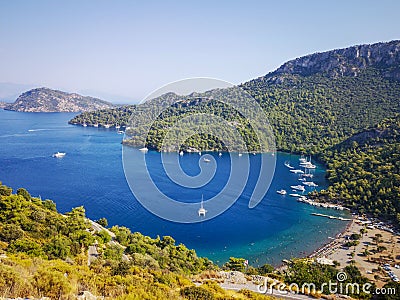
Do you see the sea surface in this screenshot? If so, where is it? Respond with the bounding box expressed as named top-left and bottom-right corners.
top-left (0, 109), bottom-right (349, 266)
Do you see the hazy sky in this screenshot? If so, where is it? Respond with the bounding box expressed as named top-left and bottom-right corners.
top-left (0, 0), bottom-right (399, 103)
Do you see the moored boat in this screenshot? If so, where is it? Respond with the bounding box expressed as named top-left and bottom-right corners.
top-left (290, 169), bottom-right (304, 174)
top-left (277, 189), bottom-right (287, 195)
top-left (290, 185), bottom-right (305, 192)
top-left (284, 161), bottom-right (294, 169)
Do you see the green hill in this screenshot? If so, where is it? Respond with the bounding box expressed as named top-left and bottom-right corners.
top-left (70, 40), bottom-right (400, 154)
top-left (312, 115), bottom-right (400, 224)
top-left (0, 182), bottom-right (281, 299)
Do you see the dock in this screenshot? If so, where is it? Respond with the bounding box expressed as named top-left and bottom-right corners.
top-left (311, 213), bottom-right (352, 221)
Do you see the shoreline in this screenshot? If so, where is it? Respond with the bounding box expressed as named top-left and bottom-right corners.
top-left (307, 214), bottom-right (400, 287)
top-left (307, 217), bottom-right (354, 259)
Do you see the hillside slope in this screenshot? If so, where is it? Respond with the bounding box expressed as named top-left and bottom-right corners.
top-left (0, 182), bottom-right (282, 299)
top-left (241, 40), bottom-right (400, 153)
top-left (5, 87), bottom-right (114, 112)
top-left (71, 40), bottom-right (400, 154)
top-left (313, 115), bottom-right (400, 224)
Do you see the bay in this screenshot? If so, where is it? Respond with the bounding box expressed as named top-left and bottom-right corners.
top-left (0, 109), bottom-right (349, 266)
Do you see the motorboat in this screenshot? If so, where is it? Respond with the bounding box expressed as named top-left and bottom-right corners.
top-left (277, 189), bottom-right (287, 195)
top-left (52, 152), bottom-right (66, 158)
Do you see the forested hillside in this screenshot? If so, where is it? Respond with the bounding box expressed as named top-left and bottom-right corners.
top-left (313, 115), bottom-right (400, 224)
top-left (70, 41), bottom-right (400, 154)
top-left (0, 182), bottom-right (280, 299)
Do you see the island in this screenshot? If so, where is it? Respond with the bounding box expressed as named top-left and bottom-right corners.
top-left (4, 87), bottom-right (115, 113)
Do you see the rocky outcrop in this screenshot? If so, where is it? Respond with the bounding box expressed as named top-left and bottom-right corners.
top-left (5, 87), bottom-right (114, 112)
top-left (264, 40), bottom-right (400, 82)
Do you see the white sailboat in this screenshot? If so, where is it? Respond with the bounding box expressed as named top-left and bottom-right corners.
top-left (198, 195), bottom-right (207, 217)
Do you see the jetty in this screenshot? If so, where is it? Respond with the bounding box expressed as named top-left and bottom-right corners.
top-left (297, 197), bottom-right (349, 211)
top-left (311, 213), bottom-right (352, 221)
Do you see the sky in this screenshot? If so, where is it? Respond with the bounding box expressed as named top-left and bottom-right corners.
top-left (0, 0), bottom-right (399, 103)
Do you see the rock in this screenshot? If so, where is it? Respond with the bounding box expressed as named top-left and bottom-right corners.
top-left (264, 40), bottom-right (400, 82)
top-left (77, 291), bottom-right (103, 300)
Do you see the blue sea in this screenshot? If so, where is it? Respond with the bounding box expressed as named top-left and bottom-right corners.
top-left (0, 110), bottom-right (349, 266)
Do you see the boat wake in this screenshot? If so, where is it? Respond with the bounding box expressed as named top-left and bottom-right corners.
top-left (28, 128), bottom-right (53, 132)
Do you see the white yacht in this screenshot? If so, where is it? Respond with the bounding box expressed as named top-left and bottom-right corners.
top-left (303, 182), bottom-right (318, 187)
top-left (290, 169), bottom-right (304, 174)
top-left (289, 193), bottom-right (301, 197)
top-left (291, 185), bottom-right (305, 192)
top-left (139, 147), bottom-right (148, 152)
top-left (203, 158), bottom-right (211, 163)
top-left (299, 155), bottom-right (307, 163)
top-left (52, 152), bottom-right (66, 158)
top-left (277, 189), bottom-right (287, 195)
top-left (305, 163), bottom-right (316, 169)
top-left (179, 151), bottom-right (184, 156)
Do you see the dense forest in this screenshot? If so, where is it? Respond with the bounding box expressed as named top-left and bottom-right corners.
top-left (70, 67), bottom-right (400, 154)
top-left (311, 115), bottom-right (400, 225)
top-left (243, 68), bottom-right (400, 153)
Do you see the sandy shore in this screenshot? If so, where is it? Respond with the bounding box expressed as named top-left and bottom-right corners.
top-left (311, 216), bottom-right (400, 287)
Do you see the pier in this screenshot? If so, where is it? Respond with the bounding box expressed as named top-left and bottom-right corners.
top-left (311, 213), bottom-right (352, 221)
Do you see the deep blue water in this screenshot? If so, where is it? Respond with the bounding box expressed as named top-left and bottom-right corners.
top-left (0, 110), bottom-right (349, 266)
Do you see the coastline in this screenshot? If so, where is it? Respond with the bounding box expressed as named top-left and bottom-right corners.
top-left (308, 217), bottom-right (354, 259)
top-left (308, 214), bottom-right (400, 287)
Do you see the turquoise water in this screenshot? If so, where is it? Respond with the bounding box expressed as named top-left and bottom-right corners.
top-left (0, 109), bottom-right (349, 266)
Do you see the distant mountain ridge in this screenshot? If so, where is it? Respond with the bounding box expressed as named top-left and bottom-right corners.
top-left (258, 40), bottom-right (400, 84)
top-left (4, 87), bottom-right (114, 112)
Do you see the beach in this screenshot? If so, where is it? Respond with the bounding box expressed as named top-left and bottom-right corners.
top-left (311, 216), bottom-right (400, 287)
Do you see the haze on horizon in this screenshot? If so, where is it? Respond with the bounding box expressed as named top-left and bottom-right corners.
top-left (0, 0), bottom-right (399, 103)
